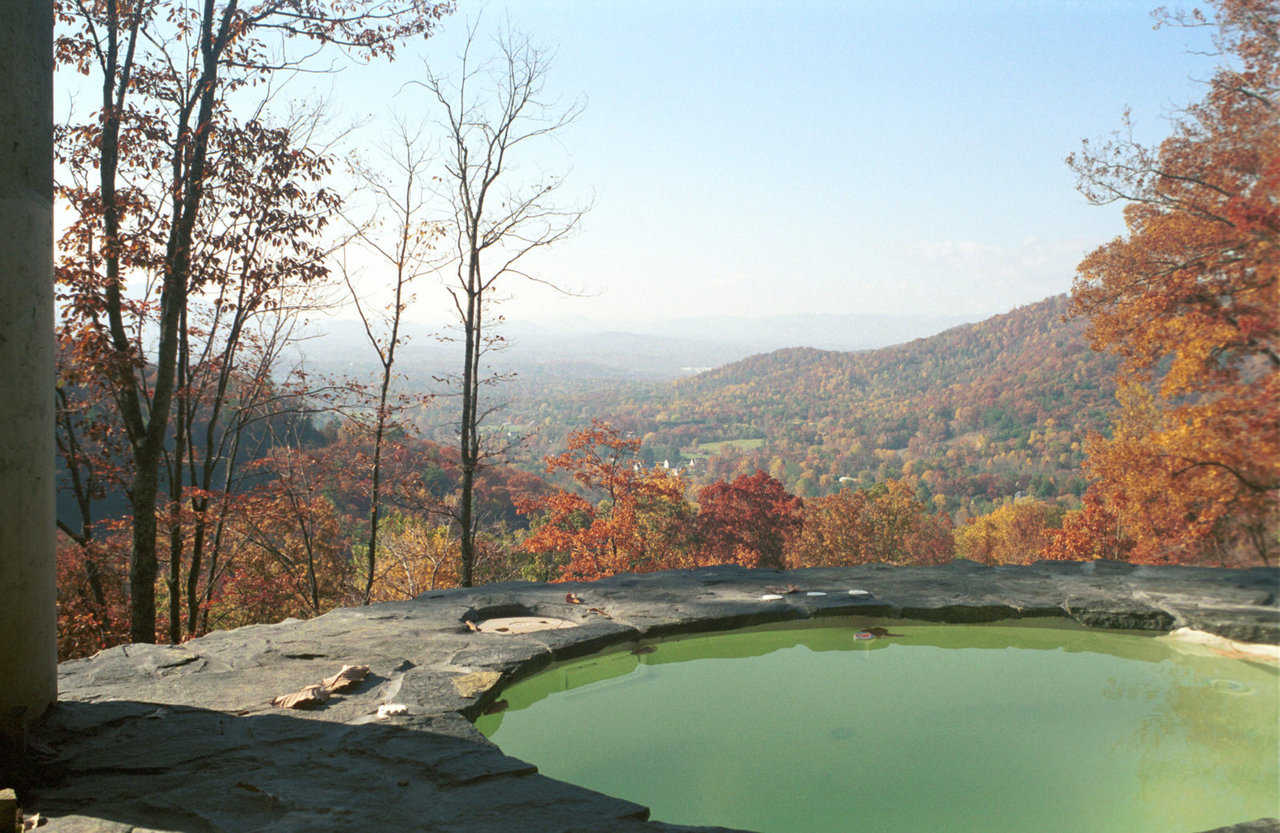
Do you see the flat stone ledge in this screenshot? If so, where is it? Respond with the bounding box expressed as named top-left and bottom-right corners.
top-left (1197, 821), bottom-right (1280, 833)
top-left (27, 561), bottom-right (1280, 833)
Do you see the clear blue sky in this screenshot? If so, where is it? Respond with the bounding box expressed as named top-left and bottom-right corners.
top-left (151, 2), bottom-right (1236, 329)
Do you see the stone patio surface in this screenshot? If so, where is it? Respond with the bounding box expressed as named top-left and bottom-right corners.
top-left (26, 561), bottom-right (1280, 833)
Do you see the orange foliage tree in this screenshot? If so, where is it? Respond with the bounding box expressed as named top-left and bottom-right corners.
top-left (55, 525), bottom-right (131, 659)
top-left (787, 479), bottom-right (953, 567)
top-left (1045, 488), bottom-right (1134, 563)
top-left (1066, 0), bottom-right (1278, 565)
top-left (214, 446), bottom-right (356, 629)
top-left (954, 499), bottom-right (1065, 565)
top-left (695, 470), bottom-right (802, 569)
top-left (517, 420), bottom-right (694, 581)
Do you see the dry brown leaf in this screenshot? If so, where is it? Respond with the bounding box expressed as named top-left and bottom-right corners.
top-left (321, 664), bottom-right (370, 692)
top-left (863, 627), bottom-right (903, 638)
top-left (565, 592), bottom-right (583, 604)
top-left (464, 619), bottom-right (481, 632)
top-left (451, 670), bottom-right (502, 698)
top-left (271, 683), bottom-right (329, 709)
top-left (587, 607), bottom-right (611, 618)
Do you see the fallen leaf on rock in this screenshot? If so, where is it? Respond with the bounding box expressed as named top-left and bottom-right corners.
top-left (587, 607), bottom-right (611, 618)
top-left (271, 683), bottom-right (329, 709)
top-left (565, 592), bottom-right (583, 604)
top-left (321, 664), bottom-right (370, 692)
top-left (766, 585), bottom-right (802, 595)
top-left (464, 619), bottom-right (481, 632)
top-left (452, 670), bottom-right (503, 698)
top-left (863, 627), bottom-right (903, 637)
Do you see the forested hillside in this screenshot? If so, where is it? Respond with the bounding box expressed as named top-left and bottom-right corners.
top-left (508, 295), bottom-right (1118, 519)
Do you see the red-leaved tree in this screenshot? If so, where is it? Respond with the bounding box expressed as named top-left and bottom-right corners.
top-left (695, 470), bottom-right (802, 570)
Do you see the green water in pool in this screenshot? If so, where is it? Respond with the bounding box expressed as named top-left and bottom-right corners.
top-left (473, 619), bottom-right (1279, 833)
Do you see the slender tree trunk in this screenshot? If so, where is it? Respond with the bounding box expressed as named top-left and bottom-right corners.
top-left (427, 28), bottom-right (584, 587)
top-left (165, 319), bottom-right (192, 644)
top-left (457, 251), bottom-right (482, 587)
top-left (363, 305), bottom-right (401, 603)
top-left (166, 503), bottom-right (182, 642)
top-left (365, 419), bottom-right (385, 602)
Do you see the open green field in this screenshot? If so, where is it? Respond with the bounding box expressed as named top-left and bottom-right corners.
top-left (683, 437), bottom-right (765, 458)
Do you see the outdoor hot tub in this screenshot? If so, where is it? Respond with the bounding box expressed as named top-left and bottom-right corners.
top-left (476, 617), bottom-right (1280, 833)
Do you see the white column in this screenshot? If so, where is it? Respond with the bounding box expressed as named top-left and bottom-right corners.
top-left (0, 0), bottom-right (58, 730)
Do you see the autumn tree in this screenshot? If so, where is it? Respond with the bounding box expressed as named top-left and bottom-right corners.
top-left (169, 109), bottom-right (347, 641)
top-left (218, 443), bottom-right (354, 628)
top-left (517, 420), bottom-right (693, 581)
top-left (1066, 0), bottom-right (1278, 564)
top-left (368, 513), bottom-right (460, 600)
top-left (55, 0), bottom-right (451, 642)
top-left (953, 498), bottom-right (1064, 565)
top-left (416, 24), bottom-right (586, 586)
top-left (59, 102), bottom-right (344, 643)
top-left (695, 470), bottom-right (802, 569)
top-left (1044, 491), bottom-right (1133, 562)
top-left (54, 328), bottom-right (131, 630)
top-left (54, 334), bottom-right (133, 658)
top-left (787, 480), bottom-right (954, 567)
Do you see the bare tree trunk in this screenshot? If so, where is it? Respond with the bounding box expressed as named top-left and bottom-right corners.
top-left (417, 24), bottom-right (585, 588)
top-left (458, 253), bottom-right (481, 586)
top-left (340, 128), bottom-right (438, 601)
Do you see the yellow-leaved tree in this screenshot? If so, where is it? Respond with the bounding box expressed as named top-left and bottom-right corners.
top-left (1062, 0), bottom-right (1278, 565)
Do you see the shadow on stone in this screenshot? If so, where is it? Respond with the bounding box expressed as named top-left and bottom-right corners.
top-left (33, 699), bottom-right (652, 833)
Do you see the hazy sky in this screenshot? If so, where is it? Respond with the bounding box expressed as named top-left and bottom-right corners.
top-left (63, 1), bottom-right (1223, 331)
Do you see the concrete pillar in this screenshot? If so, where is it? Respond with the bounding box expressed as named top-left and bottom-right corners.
top-left (0, 0), bottom-right (57, 732)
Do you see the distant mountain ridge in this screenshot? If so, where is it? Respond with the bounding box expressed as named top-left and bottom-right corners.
top-left (293, 310), bottom-right (981, 384)
top-left (676, 295), bottom-right (1102, 405)
top-left (604, 311), bottom-right (978, 354)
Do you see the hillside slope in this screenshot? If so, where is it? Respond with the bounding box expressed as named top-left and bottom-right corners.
top-left (513, 295), bottom-right (1119, 516)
